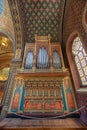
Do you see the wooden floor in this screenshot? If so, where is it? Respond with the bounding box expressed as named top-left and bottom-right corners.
top-left (0, 118), bottom-right (87, 129)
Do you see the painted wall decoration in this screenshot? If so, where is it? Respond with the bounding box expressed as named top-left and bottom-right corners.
top-left (9, 78), bottom-right (77, 115)
top-left (24, 99), bottom-right (63, 112)
top-left (11, 87), bottom-right (20, 111)
top-left (64, 78), bottom-right (76, 112)
top-left (11, 78), bottom-right (24, 112)
top-left (66, 87), bottom-right (75, 109)
top-left (20, 85), bottom-right (25, 111)
top-left (22, 79), bottom-right (64, 113)
top-left (55, 100), bottom-right (63, 110)
top-left (61, 84), bottom-right (67, 111)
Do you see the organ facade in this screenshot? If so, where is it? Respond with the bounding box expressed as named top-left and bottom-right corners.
top-left (8, 35), bottom-right (77, 117)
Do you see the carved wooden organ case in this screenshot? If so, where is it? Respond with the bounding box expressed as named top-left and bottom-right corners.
top-left (8, 35), bottom-right (77, 117)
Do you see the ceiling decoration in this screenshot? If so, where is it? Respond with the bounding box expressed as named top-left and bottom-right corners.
top-left (18, 0), bottom-right (65, 43)
top-left (8, 0), bottom-right (23, 50)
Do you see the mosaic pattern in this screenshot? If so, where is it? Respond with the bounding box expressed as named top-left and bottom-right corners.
top-left (21, 0), bottom-right (64, 42)
top-left (8, 0), bottom-right (23, 49)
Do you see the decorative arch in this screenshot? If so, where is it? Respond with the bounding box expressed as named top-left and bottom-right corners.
top-left (66, 32), bottom-right (87, 90)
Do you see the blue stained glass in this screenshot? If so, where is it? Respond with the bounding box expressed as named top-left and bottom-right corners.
top-left (0, 0), bottom-right (4, 15)
top-left (72, 36), bottom-right (87, 85)
top-left (83, 49), bottom-right (86, 56)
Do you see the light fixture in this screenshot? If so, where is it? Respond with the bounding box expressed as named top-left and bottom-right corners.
top-left (1, 42), bottom-right (6, 46)
top-left (0, 37), bottom-right (8, 47)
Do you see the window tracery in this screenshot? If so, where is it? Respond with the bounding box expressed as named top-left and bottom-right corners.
top-left (72, 36), bottom-right (87, 85)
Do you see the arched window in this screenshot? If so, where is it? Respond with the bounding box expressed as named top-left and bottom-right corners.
top-left (53, 51), bottom-right (62, 69)
top-left (72, 36), bottom-right (87, 85)
top-left (0, 0), bottom-right (4, 15)
top-left (37, 47), bottom-right (49, 69)
top-left (25, 51), bottom-right (33, 69)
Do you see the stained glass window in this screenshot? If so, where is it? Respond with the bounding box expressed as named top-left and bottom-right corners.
top-left (53, 51), bottom-right (62, 69)
top-left (0, 0), bottom-right (4, 15)
top-left (25, 51), bottom-right (33, 69)
top-left (72, 36), bottom-right (87, 85)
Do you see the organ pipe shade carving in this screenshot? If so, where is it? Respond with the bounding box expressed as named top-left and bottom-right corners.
top-left (37, 47), bottom-right (50, 69)
top-left (53, 51), bottom-right (62, 69)
top-left (25, 51), bottom-right (33, 69)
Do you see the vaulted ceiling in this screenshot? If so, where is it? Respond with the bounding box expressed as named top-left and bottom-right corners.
top-left (9, 0), bottom-right (65, 46)
top-left (19, 0), bottom-right (65, 43)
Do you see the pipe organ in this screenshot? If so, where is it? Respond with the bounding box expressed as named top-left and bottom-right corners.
top-left (37, 47), bottom-right (50, 69)
top-left (25, 51), bottom-right (33, 69)
top-left (8, 35), bottom-right (77, 117)
top-left (22, 35), bottom-right (64, 70)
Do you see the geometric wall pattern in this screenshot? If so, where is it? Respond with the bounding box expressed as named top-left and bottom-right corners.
top-left (20, 0), bottom-right (65, 43)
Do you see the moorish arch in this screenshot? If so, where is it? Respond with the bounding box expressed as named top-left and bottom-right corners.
top-left (66, 32), bottom-right (87, 90)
